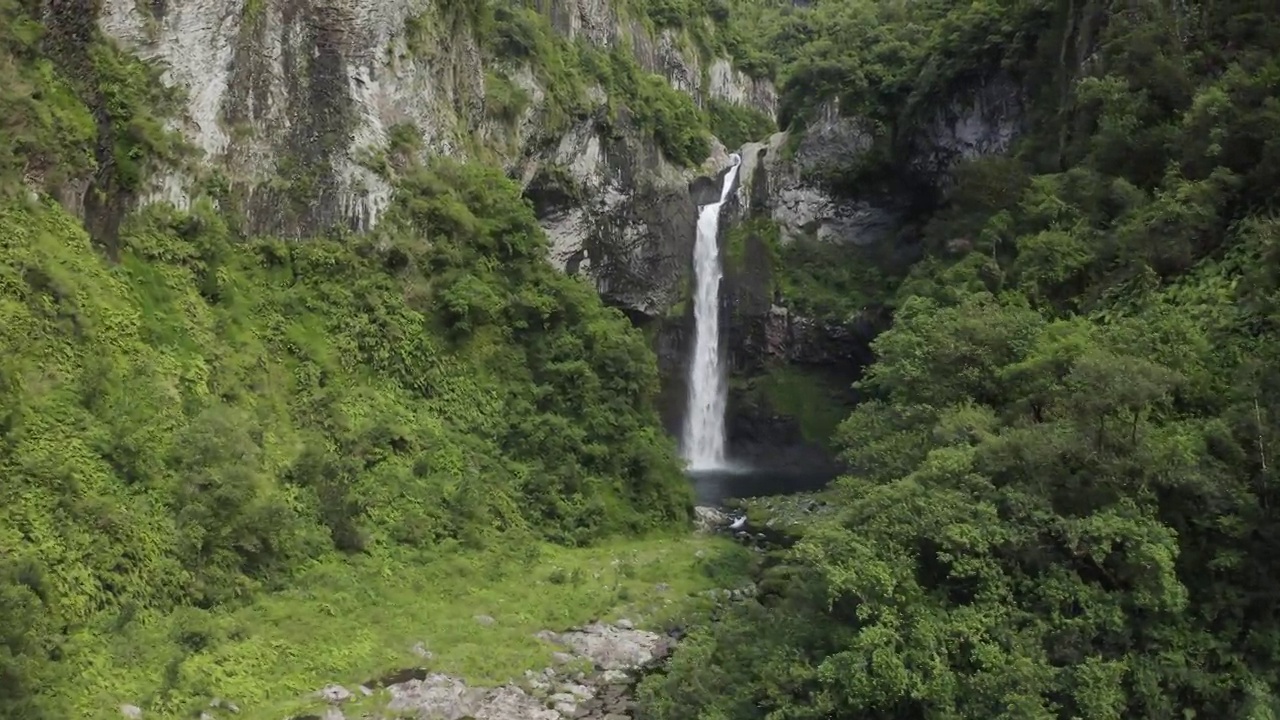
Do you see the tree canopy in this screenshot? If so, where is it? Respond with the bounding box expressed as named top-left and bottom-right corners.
top-left (639, 1), bottom-right (1280, 718)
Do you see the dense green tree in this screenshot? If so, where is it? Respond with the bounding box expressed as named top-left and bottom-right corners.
top-left (640, 1), bottom-right (1280, 718)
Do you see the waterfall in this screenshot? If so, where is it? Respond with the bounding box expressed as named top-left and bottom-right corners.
top-left (682, 154), bottom-right (741, 471)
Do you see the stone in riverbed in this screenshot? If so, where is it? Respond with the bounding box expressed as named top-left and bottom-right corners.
top-left (386, 673), bottom-right (560, 720)
top-left (553, 622), bottom-right (666, 671)
top-left (306, 620), bottom-right (662, 719)
top-left (318, 684), bottom-right (351, 703)
top-left (693, 506), bottom-right (727, 533)
top-left (558, 682), bottom-right (594, 700)
top-left (599, 670), bottom-right (630, 684)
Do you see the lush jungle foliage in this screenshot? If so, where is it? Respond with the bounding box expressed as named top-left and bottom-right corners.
top-left (0, 2), bottom-right (698, 716)
top-left (639, 0), bottom-right (1280, 718)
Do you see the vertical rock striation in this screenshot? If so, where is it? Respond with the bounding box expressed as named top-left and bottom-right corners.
top-left (95, 0), bottom-right (776, 315)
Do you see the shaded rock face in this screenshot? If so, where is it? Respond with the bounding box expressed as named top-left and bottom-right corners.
top-left (909, 72), bottom-right (1025, 188)
top-left (530, 122), bottom-right (694, 314)
top-left (532, 137), bottom-right (753, 314)
top-left (734, 74), bottom-right (1027, 250)
top-left (96, 0), bottom-right (775, 315)
top-left (653, 75), bottom-right (1026, 462)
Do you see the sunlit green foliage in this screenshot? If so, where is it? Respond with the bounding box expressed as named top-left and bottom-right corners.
top-left (483, 1), bottom-right (715, 163)
top-left (0, 9), bottom-right (701, 710)
top-left (707, 99), bottom-right (776, 149)
top-left (0, 0), bottom-right (184, 196)
top-left (578, 46), bottom-right (713, 166)
top-left (71, 534), bottom-right (743, 718)
top-left (482, 0), bottom-right (776, 164)
top-left (0, 156), bottom-right (694, 712)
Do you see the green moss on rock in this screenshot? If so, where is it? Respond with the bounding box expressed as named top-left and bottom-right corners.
top-left (738, 365), bottom-right (854, 449)
top-left (708, 99), bottom-right (776, 150)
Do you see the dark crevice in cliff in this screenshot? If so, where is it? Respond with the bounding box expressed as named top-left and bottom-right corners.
top-left (225, 0), bottom-right (358, 238)
top-left (41, 0), bottom-right (130, 257)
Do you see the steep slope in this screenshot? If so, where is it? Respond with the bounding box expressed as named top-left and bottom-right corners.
top-left (0, 161), bottom-right (702, 718)
top-left (90, 0), bottom-right (777, 315)
top-left (0, 0), bottom-right (766, 714)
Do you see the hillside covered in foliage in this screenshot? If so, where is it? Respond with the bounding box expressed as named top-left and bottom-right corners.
top-left (0, 1), bottom-right (705, 715)
top-left (7, 0), bottom-right (1280, 716)
top-left (638, 0), bottom-right (1280, 718)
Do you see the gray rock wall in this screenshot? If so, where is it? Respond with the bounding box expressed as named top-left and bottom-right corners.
top-left (680, 74), bottom-right (1026, 462)
top-left (96, 0), bottom-right (775, 314)
top-left (90, 0), bottom-right (1024, 460)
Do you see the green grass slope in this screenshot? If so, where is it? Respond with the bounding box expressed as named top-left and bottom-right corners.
top-left (0, 1), bottom-right (791, 715)
top-left (0, 161), bottom-right (698, 717)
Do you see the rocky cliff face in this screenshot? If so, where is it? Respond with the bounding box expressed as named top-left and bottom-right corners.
top-left (735, 72), bottom-right (1025, 249)
top-left (93, 0), bottom-right (1023, 460)
top-left (96, 0), bottom-right (775, 314)
top-left (723, 72), bottom-right (1026, 352)
top-left (663, 73), bottom-right (1027, 464)
top-left (92, 0), bottom-right (1020, 325)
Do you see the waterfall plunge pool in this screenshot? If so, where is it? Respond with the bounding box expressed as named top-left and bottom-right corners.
top-left (686, 463), bottom-right (840, 506)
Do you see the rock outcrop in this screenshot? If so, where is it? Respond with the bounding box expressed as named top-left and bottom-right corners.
top-left (733, 73), bottom-right (1025, 252)
top-left (92, 0), bottom-right (1019, 324)
top-left (92, 0), bottom-right (1023, 460)
top-left (662, 74), bottom-right (1027, 460)
top-left (528, 128), bottom-right (738, 315)
top-left (95, 0), bottom-right (774, 316)
top-left (287, 621), bottom-right (677, 720)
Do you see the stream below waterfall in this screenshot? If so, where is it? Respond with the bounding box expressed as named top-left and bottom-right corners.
top-left (686, 465), bottom-right (840, 506)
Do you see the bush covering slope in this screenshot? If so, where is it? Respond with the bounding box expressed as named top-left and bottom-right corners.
top-left (0, 161), bottom-right (695, 716)
top-left (0, 3), bottom-right (697, 713)
top-left (638, 1), bottom-right (1280, 718)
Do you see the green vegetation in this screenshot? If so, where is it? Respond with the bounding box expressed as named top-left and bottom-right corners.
top-left (484, 70), bottom-right (531, 125)
top-left (482, 0), bottom-right (779, 163)
top-left (736, 366), bottom-right (853, 449)
top-left (581, 47), bottom-right (713, 166)
top-left (0, 166), bottom-right (702, 715)
top-left (69, 534), bottom-right (743, 718)
top-left (639, 1), bottom-right (1280, 718)
top-left (0, 0), bottom-right (185, 201)
top-left (724, 214), bottom-right (901, 323)
top-left (485, 3), bottom-right (593, 135)
top-left (723, 214), bottom-right (779, 275)
top-left (775, 235), bottom-right (905, 321)
top-left (0, 3), bottom-right (730, 715)
top-left (19, 0), bottom-right (1280, 719)
top-left (707, 98), bottom-right (776, 151)
top-left (722, 218), bottom-right (873, 450)
top-left (0, 163), bottom-right (698, 715)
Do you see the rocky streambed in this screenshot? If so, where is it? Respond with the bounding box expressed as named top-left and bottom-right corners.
top-left (294, 620), bottom-right (678, 720)
top-left (290, 511), bottom-right (769, 720)
top-left (123, 510), bottom-right (771, 720)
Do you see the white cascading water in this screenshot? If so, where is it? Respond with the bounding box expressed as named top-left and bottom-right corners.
top-left (682, 153), bottom-right (742, 471)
